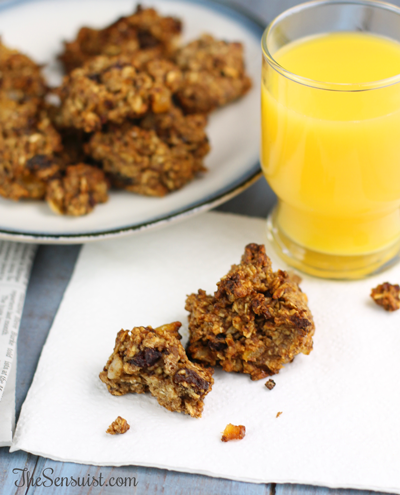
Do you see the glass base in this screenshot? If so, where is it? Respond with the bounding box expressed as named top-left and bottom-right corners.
top-left (266, 208), bottom-right (400, 280)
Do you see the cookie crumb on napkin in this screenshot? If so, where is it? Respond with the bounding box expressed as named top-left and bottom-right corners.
top-left (265, 379), bottom-right (276, 390)
top-left (371, 282), bottom-right (400, 312)
top-left (106, 416), bottom-right (130, 435)
top-left (221, 424), bottom-right (246, 442)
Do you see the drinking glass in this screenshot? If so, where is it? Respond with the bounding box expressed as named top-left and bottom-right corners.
top-left (261, 0), bottom-right (400, 279)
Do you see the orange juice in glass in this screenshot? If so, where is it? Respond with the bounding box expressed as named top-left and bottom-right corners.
top-left (261, 0), bottom-right (400, 279)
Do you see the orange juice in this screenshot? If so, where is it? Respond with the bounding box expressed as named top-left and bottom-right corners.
top-left (261, 32), bottom-right (400, 256)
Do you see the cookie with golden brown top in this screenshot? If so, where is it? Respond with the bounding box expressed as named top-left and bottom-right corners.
top-left (173, 34), bottom-right (252, 114)
top-left (186, 244), bottom-right (315, 381)
top-left (140, 105), bottom-right (210, 161)
top-left (0, 112), bottom-right (62, 201)
top-left (0, 93), bottom-right (42, 136)
top-left (57, 54), bottom-right (181, 132)
top-left (59, 5), bottom-right (182, 73)
top-left (86, 123), bottom-right (205, 197)
top-left (46, 163), bottom-right (108, 216)
top-left (0, 41), bottom-right (47, 99)
top-left (99, 322), bottom-right (214, 418)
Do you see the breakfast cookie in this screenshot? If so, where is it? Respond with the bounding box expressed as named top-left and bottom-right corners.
top-left (0, 112), bottom-right (62, 201)
top-left (59, 5), bottom-right (182, 73)
top-left (174, 34), bottom-right (252, 114)
top-left (186, 243), bottom-right (315, 380)
top-left (86, 124), bottom-right (205, 196)
top-left (0, 41), bottom-right (47, 99)
top-left (57, 54), bottom-right (179, 132)
top-left (140, 105), bottom-right (210, 161)
top-left (46, 163), bottom-right (108, 216)
top-left (100, 322), bottom-right (214, 418)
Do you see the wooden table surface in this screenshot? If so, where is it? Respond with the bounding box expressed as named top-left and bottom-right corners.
top-left (0, 0), bottom-right (397, 493)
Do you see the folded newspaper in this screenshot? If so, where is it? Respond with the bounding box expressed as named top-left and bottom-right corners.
top-left (0, 242), bottom-right (36, 446)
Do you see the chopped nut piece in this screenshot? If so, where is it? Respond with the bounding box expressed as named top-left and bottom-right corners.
top-left (371, 282), bottom-right (400, 312)
top-left (276, 412), bottom-right (282, 418)
top-left (59, 6), bottom-right (182, 72)
top-left (99, 322), bottom-right (214, 418)
top-left (265, 379), bottom-right (276, 390)
top-left (186, 243), bottom-right (315, 380)
top-left (46, 163), bottom-right (108, 216)
top-left (173, 34), bottom-right (252, 114)
top-left (221, 423), bottom-right (246, 442)
top-left (106, 416), bottom-right (130, 435)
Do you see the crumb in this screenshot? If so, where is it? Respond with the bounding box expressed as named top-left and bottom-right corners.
top-left (59, 5), bottom-right (182, 72)
top-left (106, 416), bottom-right (130, 435)
top-left (276, 412), bottom-right (282, 418)
top-left (265, 379), bottom-right (276, 390)
top-left (46, 163), bottom-right (108, 216)
top-left (186, 243), bottom-right (315, 380)
top-left (99, 322), bottom-right (214, 418)
top-left (371, 282), bottom-right (400, 312)
top-left (173, 34), bottom-right (252, 114)
top-left (86, 124), bottom-right (205, 196)
top-left (221, 423), bottom-right (246, 442)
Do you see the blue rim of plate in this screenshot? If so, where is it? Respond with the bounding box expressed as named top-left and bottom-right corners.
top-left (0, 0), bottom-right (265, 244)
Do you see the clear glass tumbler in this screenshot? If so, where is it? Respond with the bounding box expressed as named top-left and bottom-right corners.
top-left (261, 0), bottom-right (400, 279)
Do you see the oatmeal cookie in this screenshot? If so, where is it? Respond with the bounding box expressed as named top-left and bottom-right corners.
top-left (87, 124), bottom-right (204, 196)
top-left (106, 416), bottom-right (130, 435)
top-left (0, 93), bottom-right (42, 136)
top-left (0, 41), bottom-right (47, 99)
top-left (59, 6), bottom-right (182, 72)
top-left (57, 54), bottom-right (178, 132)
top-left (0, 113), bottom-right (62, 200)
top-left (173, 34), bottom-right (252, 114)
top-left (46, 163), bottom-right (108, 216)
top-left (186, 243), bottom-right (315, 380)
top-left (99, 322), bottom-right (214, 418)
top-left (140, 105), bottom-right (210, 160)
top-left (371, 282), bottom-right (400, 312)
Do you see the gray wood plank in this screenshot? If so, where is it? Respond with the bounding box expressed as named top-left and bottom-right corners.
top-left (26, 457), bottom-right (273, 495)
top-left (0, 448), bottom-right (38, 495)
top-left (276, 484), bottom-right (395, 495)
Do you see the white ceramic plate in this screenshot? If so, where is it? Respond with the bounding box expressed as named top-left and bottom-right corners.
top-left (0, 0), bottom-right (263, 243)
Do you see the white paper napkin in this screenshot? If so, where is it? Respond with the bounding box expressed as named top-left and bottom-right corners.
top-left (11, 212), bottom-right (400, 493)
top-left (0, 242), bottom-right (36, 446)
